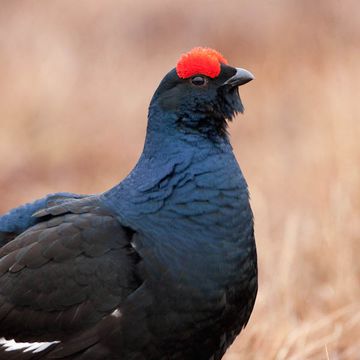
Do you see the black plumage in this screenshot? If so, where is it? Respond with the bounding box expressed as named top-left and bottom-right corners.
top-left (0, 48), bottom-right (257, 359)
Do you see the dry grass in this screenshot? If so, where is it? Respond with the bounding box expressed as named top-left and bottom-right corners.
top-left (0, 1), bottom-right (359, 359)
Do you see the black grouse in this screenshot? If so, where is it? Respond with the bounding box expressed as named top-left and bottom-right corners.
top-left (0, 47), bottom-right (257, 359)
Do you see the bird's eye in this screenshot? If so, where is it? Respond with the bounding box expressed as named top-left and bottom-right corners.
top-left (191, 76), bottom-right (207, 86)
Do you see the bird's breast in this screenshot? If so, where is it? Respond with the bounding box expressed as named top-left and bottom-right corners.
top-left (128, 159), bottom-right (254, 290)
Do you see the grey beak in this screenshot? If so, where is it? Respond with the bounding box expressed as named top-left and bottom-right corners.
top-left (223, 67), bottom-right (254, 87)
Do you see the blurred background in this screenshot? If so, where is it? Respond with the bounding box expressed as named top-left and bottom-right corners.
top-left (0, 1), bottom-right (359, 358)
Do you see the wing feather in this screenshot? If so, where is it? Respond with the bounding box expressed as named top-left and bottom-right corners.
top-left (0, 197), bottom-right (141, 345)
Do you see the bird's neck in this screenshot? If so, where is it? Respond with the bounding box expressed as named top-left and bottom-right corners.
top-left (142, 101), bottom-right (232, 157)
top-left (101, 104), bottom-right (253, 293)
top-left (104, 118), bottom-right (244, 226)
top-left (103, 103), bottom-right (244, 228)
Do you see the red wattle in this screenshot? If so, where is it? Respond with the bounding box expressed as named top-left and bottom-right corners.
top-left (176, 47), bottom-right (228, 79)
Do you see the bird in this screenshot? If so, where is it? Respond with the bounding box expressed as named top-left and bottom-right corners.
top-left (0, 47), bottom-right (257, 360)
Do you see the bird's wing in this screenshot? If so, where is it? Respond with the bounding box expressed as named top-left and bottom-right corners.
top-left (0, 196), bottom-right (141, 354)
top-left (0, 192), bottom-right (86, 246)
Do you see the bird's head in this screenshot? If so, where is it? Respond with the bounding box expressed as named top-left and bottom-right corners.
top-left (149, 47), bottom-right (254, 139)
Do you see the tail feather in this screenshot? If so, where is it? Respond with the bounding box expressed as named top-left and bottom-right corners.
top-left (0, 338), bottom-right (59, 360)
